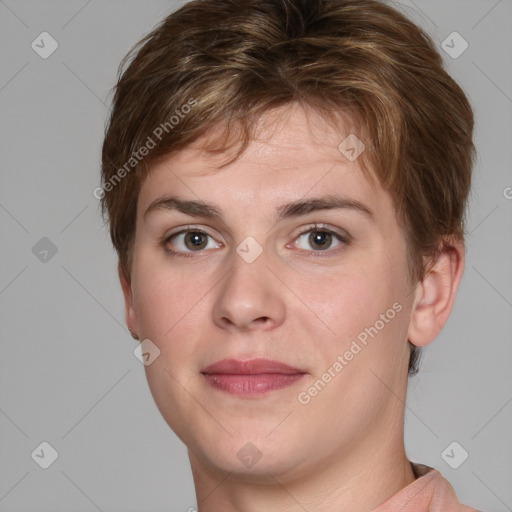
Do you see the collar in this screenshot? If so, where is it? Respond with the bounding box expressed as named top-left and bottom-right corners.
top-left (371, 461), bottom-right (481, 512)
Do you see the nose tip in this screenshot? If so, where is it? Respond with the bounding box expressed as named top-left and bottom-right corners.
top-left (212, 255), bottom-right (286, 333)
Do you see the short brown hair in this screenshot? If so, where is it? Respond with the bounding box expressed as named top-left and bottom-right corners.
top-left (100, 0), bottom-right (476, 376)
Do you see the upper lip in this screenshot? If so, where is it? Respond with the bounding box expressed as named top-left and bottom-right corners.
top-left (201, 358), bottom-right (305, 375)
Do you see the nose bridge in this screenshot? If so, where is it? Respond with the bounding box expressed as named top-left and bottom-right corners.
top-left (213, 242), bottom-right (285, 330)
top-left (223, 242), bottom-right (271, 306)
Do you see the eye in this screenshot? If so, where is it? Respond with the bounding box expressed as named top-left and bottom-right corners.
top-left (161, 223), bottom-right (350, 258)
top-left (292, 224), bottom-right (349, 253)
top-left (163, 228), bottom-right (221, 256)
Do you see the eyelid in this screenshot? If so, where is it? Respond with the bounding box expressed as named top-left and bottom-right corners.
top-left (292, 222), bottom-right (351, 241)
top-left (288, 223), bottom-right (351, 254)
top-left (163, 225), bottom-right (223, 251)
top-left (164, 222), bottom-right (349, 241)
top-left (164, 224), bottom-right (217, 239)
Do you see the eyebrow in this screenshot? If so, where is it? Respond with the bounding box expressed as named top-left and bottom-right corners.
top-left (143, 194), bottom-right (375, 223)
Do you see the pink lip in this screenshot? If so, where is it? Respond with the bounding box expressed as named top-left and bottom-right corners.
top-left (202, 358), bottom-right (303, 375)
top-left (201, 358), bottom-right (306, 396)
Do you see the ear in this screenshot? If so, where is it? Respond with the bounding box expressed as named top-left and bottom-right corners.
top-left (408, 239), bottom-right (465, 348)
top-left (118, 262), bottom-right (139, 339)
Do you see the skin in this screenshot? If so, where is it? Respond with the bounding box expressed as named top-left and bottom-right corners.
top-left (119, 103), bottom-right (465, 512)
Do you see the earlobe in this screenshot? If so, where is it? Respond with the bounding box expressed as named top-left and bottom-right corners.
top-left (118, 262), bottom-right (140, 340)
top-left (408, 240), bottom-right (465, 348)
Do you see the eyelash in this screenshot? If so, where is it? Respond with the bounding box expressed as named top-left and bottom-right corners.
top-left (160, 223), bottom-right (351, 258)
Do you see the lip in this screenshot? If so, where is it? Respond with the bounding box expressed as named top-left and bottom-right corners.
top-left (201, 358), bottom-right (306, 396)
top-left (201, 358), bottom-right (304, 375)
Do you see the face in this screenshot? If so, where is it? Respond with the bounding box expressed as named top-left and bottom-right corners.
top-left (123, 104), bottom-right (418, 481)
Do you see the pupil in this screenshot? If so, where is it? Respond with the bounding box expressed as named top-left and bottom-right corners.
top-left (310, 231), bottom-right (331, 250)
top-left (187, 232), bottom-right (206, 249)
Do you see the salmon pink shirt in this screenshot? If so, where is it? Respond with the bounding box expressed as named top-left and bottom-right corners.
top-left (372, 462), bottom-right (481, 512)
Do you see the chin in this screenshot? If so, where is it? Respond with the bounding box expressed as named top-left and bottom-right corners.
top-left (190, 431), bottom-right (312, 481)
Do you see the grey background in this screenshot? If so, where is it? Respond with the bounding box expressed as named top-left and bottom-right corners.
top-left (0, 0), bottom-right (511, 510)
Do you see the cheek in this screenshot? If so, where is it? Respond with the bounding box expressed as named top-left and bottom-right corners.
top-left (293, 259), bottom-right (409, 369)
top-left (131, 254), bottom-right (198, 339)
top-left (295, 267), bottom-right (392, 335)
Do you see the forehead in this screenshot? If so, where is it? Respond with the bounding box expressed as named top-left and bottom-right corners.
top-left (137, 104), bottom-right (390, 222)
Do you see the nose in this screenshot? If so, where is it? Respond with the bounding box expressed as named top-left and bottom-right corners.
top-left (212, 247), bottom-right (286, 332)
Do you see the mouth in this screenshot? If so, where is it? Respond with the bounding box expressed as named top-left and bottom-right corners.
top-left (201, 358), bottom-right (307, 396)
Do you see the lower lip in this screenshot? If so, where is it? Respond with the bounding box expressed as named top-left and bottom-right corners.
top-left (202, 373), bottom-right (305, 396)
